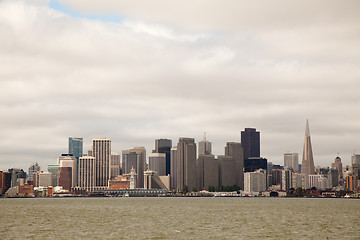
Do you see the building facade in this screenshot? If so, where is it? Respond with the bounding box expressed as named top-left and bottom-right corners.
top-left (122, 147), bottom-right (146, 188)
top-left (225, 142), bottom-right (244, 189)
top-left (58, 154), bottom-right (77, 187)
top-left (301, 120), bottom-right (315, 175)
top-left (110, 152), bottom-right (121, 179)
top-left (148, 153), bottom-right (167, 176)
top-left (284, 152), bottom-right (299, 171)
top-left (93, 138), bottom-right (111, 187)
top-left (69, 137), bottom-right (83, 185)
top-left (154, 139), bottom-right (172, 175)
top-left (78, 156), bottom-right (96, 192)
top-left (197, 154), bottom-right (218, 191)
top-left (241, 128), bottom-right (260, 160)
top-left (28, 163), bottom-right (40, 181)
top-left (176, 137), bottom-right (197, 191)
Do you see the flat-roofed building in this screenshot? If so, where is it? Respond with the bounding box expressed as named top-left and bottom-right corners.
top-left (148, 153), bottom-right (166, 176)
top-left (79, 156), bottom-right (96, 192)
top-left (218, 155), bottom-right (236, 187)
top-left (197, 154), bottom-right (218, 191)
top-left (176, 138), bottom-right (197, 191)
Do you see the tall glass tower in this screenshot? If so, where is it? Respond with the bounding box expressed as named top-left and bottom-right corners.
top-left (69, 137), bottom-right (83, 185)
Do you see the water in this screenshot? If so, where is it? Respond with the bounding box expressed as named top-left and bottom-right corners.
top-left (0, 197), bottom-right (359, 239)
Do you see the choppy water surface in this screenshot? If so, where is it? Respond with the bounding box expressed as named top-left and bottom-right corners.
top-left (1, 197), bottom-right (359, 239)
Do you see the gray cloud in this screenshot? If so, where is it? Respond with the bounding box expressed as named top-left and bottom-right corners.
top-left (0, 0), bottom-right (359, 171)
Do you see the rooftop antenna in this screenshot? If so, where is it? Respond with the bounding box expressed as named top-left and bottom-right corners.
top-left (203, 132), bottom-right (207, 141)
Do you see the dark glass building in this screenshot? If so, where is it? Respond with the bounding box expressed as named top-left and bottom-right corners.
top-left (69, 137), bottom-right (83, 185)
top-left (155, 139), bottom-right (172, 175)
top-left (244, 157), bottom-right (267, 172)
top-left (241, 128), bottom-right (260, 160)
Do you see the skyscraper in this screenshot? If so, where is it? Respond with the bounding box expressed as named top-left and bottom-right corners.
top-left (148, 153), bottom-right (166, 176)
top-left (225, 142), bottom-right (244, 189)
top-left (48, 164), bottom-right (59, 186)
top-left (331, 156), bottom-right (343, 180)
top-left (170, 147), bottom-right (177, 190)
top-left (79, 156), bottom-right (96, 192)
top-left (122, 147), bottom-right (146, 188)
top-left (301, 120), bottom-right (315, 175)
top-left (241, 128), bottom-right (260, 160)
top-left (197, 154), bottom-right (218, 191)
top-left (28, 162), bottom-right (40, 181)
top-left (110, 152), bottom-right (121, 179)
top-left (218, 155), bottom-right (237, 187)
top-left (92, 138), bottom-right (111, 187)
top-left (198, 133), bottom-right (212, 156)
top-left (154, 139), bottom-right (172, 175)
top-left (176, 137), bottom-right (197, 191)
top-left (58, 154), bottom-right (77, 187)
top-left (284, 152), bottom-right (299, 171)
top-left (69, 137), bottom-right (83, 185)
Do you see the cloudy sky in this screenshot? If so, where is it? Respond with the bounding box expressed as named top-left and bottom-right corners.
top-left (1, 0), bottom-right (359, 171)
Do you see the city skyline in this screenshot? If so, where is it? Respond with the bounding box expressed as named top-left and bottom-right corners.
top-left (1, 0), bottom-right (360, 170)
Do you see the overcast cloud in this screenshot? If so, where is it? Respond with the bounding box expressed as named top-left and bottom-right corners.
top-left (0, 0), bottom-right (359, 171)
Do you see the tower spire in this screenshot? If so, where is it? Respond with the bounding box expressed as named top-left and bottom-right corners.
top-left (305, 119), bottom-right (310, 136)
top-left (301, 119), bottom-right (315, 175)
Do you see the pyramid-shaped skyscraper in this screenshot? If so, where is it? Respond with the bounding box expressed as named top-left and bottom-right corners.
top-left (301, 119), bottom-right (315, 175)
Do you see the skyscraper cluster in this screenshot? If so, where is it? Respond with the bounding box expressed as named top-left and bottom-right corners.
top-left (1, 120), bottom-right (359, 197)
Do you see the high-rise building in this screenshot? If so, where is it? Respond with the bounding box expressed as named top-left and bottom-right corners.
top-left (69, 137), bottom-right (83, 185)
top-left (241, 128), bottom-right (260, 160)
top-left (176, 137), bottom-right (197, 191)
top-left (154, 139), bottom-right (172, 175)
top-left (122, 147), bottom-right (146, 188)
top-left (28, 163), bottom-right (40, 181)
top-left (301, 120), bottom-right (315, 175)
top-left (284, 152), bottom-right (299, 171)
top-left (197, 154), bottom-right (218, 191)
top-left (58, 167), bottom-right (72, 191)
top-left (351, 154), bottom-right (360, 165)
top-left (281, 169), bottom-right (293, 191)
top-left (0, 171), bottom-right (11, 194)
top-left (148, 153), bottom-right (166, 176)
top-left (244, 169), bottom-right (267, 193)
top-left (225, 142), bottom-right (244, 189)
top-left (331, 156), bottom-right (343, 181)
top-left (93, 138), bottom-right (111, 187)
top-left (110, 152), bottom-right (121, 179)
top-left (48, 164), bottom-right (59, 186)
top-left (198, 133), bottom-right (212, 156)
top-left (38, 172), bottom-right (53, 187)
top-left (170, 147), bottom-right (177, 190)
top-left (218, 155), bottom-right (237, 187)
top-left (58, 154), bottom-right (77, 187)
top-left (244, 157), bottom-right (267, 173)
top-left (8, 168), bottom-right (26, 188)
top-left (79, 156), bottom-right (96, 192)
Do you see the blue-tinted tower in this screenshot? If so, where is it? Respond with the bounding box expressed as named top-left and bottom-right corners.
top-left (69, 137), bottom-right (83, 185)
